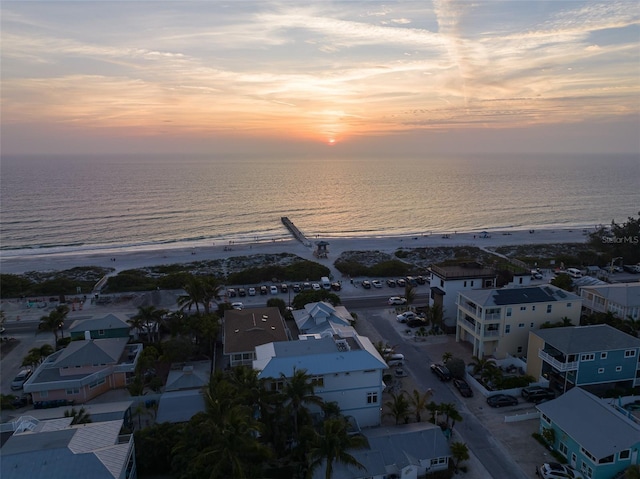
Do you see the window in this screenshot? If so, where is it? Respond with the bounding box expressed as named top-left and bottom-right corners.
top-left (581, 462), bottom-right (593, 479)
top-left (559, 442), bottom-right (568, 457)
top-left (598, 368), bottom-right (604, 374)
top-left (517, 346), bottom-right (523, 353)
top-left (567, 303), bottom-right (572, 307)
top-left (519, 277), bottom-right (523, 284)
top-left (430, 457), bottom-right (447, 466)
top-left (547, 305), bottom-right (552, 313)
top-left (506, 308), bottom-right (512, 317)
top-left (625, 350), bottom-right (636, 358)
top-left (470, 281), bottom-right (474, 287)
top-left (580, 353), bottom-right (595, 361)
top-left (581, 447), bottom-right (597, 462)
top-left (440, 279), bottom-right (444, 287)
top-left (530, 322), bottom-right (534, 328)
top-left (505, 324), bottom-right (511, 334)
top-left (367, 392), bottom-right (378, 404)
top-left (532, 305), bottom-right (536, 311)
top-left (598, 454), bottom-right (614, 464)
top-left (98, 329), bottom-right (105, 336)
top-left (600, 352), bottom-right (607, 359)
top-left (88, 378), bottom-right (106, 389)
top-left (616, 366), bottom-right (622, 372)
top-left (518, 323), bottom-right (525, 328)
top-left (541, 413), bottom-right (551, 424)
top-left (311, 376), bottom-right (324, 388)
top-left (66, 388), bottom-right (80, 395)
top-left (520, 306), bottom-right (526, 311)
top-left (270, 380), bottom-right (284, 391)
top-left (619, 449), bottom-right (631, 460)
top-left (463, 281), bottom-right (467, 287)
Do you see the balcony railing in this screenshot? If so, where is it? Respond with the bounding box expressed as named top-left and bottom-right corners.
top-left (482, 329), bottom-right (501, 337)
top-left (485, 312), bottom-right (501, 320)
top-left (457, 317), bottom-right (477, 333)
top-left (538, 350), bottom-right (578, 371)
top-left (458, 302), bottom-right (478, 316)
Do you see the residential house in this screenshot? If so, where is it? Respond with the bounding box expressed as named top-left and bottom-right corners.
top-left (23, 338), bottom-right (142, 404)
top-left (537, 387), bottom-right (640, 479)
top-left (527, 324), bottom-right (640, 394)
top-left (310, 423), bottom-right (451, 479)
top-left (68, 313), bottom-right (131, 340)
top-left (579, 283), bottom-right (640, 321)
top-left (253, 330), bottom-right (387, 428)
top-left (156, 361), bottom-right (209, 424)
top-left (223, 307), bottom-right (289, 368)
top-left (293, 301), bottom-right (353, 336)
top-left (0, 417), bottom-right (136, 479)
top-left (456, 285), bottom-right (581, 359)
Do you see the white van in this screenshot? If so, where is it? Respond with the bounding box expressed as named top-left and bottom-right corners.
top-left (566, 268), bottom-right (582, 278)
top-left (321, 277), bottom-right (331, 290)
top-left (387, 353), bottom-right (405, 367)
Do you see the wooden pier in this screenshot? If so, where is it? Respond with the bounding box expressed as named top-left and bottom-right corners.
top-left (281, 217), bottom-right (311, 247)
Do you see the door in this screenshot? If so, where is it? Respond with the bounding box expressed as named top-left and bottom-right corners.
top-left (570, 453), bottom-right (577, 468)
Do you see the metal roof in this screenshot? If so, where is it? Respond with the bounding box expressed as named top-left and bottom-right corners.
top-left (581, 283), bottom-right (640, 308)
top-left (460, 285), bottom-right (580, 307)
top-left (537, 387), bottom-right (640, 459)
top-left (534, 324), bottom-right (640, 354)
top-left (68, 313), bottom-right (131, 333)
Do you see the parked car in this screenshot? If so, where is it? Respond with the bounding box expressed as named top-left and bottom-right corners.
top-left (388, 296), bottom-right (407, 305)
top-left (11, 368), bottom-right (33, 390)
top-left (406, 318), bottom-right (426, 328)
top-left (415, 275), bottom-right (426, 285)
top-left (260, 285), bottom-right (268, 295)
top-left (537, 462), bottom-right (584, 479)
top-left (227, 288), bottom-right (237, 298)
top-left (11, 394), bottom-right (31, 408)
top-left (453, 379), bottom-right (473, 397)
top-left (311, 283), bottom-right (321, 291)
top-left (303, 282), bottom-right (312, 290)
top-left (396, 311), bottom-right (417, 323)
top-left (521, 386), bottom-right (555, 403)
top-left (531, 270), bottom-right (543, 280)
top-left (238, 288), bottom-right (246, 297)
top-left (396, 278), bottom-right (406, 287)
top-left (248, 287), bottom-right (256, 296)
top-left (270, 285), bottom-right (279, 295)
top-left (394, 368), bottom-right (408, 378)
top-left (280, 283), bottom-right (288, 293)
top-left (371, 279), bottom-right (383, 288)
top-left (386, 279), bottom-right (397, 287)
top-left (430, 363), bottom-right (452, 381)
top-left (331, 282), bottom-right (342, 291)
top-left (387, 354), bottom-right (405, 366)
top-left (231, 302), bottom-right (244, 310)
top-left (486, 394), bottom-right (518, 408)
top-left (292, 283), bottom-right (301, 293)
top-left (362, 280), bottom-right (371, 289)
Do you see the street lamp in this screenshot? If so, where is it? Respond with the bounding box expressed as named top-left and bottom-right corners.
top-left (610, 257), bottom-right (623, 274)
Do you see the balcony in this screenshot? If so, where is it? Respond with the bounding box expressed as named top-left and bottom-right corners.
top-left (484, 312), bottom-right (501, 321)
top-left (459, 302), bottom-right (478, 316)
top-left (482, 329), bottom-right (501, 337)
top-left (457, 316), bottom-right (477, 334)
top-left (538, 349), bottom-right (578, 372)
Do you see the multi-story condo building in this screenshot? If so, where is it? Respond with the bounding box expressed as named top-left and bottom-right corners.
top-left (429, 262), bottom-right (531, 326)
top-left (579, 282), bottom-right (640, 321)
top-left (527, 324), bottom-right (640, 394)
top-left (456, 285), bottom-right (581, 359)
top-left (253, 330), bottom-right (387, 428)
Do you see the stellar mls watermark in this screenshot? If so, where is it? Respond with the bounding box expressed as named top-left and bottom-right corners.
top-left (602, 236), bottom-right (639, 245)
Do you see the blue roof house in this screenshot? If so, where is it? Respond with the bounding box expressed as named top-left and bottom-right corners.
top-left (254, 330), bottom-right (387, 428)
top-left (537, 387), bottom-right (640, 479)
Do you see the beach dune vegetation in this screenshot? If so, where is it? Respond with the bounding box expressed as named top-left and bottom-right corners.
top-left (1, 266), bottom-right (112, 298)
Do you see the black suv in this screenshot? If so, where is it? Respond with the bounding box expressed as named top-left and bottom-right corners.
top-left (521, 386), bottom-right (555, 403)
top-left (430, 363), bottom-right (452, 381)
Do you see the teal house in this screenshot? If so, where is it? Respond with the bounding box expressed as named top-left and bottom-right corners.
top-left (537, 387), bottom-right (640, 479)
top-left (68, 313), bottom-right (131, 340)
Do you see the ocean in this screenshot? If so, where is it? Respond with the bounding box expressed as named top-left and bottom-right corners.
top-left (1, 153), bottom-right (638, 259)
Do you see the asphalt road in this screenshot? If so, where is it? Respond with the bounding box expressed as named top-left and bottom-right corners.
top-left (357, 307), bottom-right (530, 479)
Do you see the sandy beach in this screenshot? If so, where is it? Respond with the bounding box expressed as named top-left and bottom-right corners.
top-left (0, 226), bottom-right (591, 275)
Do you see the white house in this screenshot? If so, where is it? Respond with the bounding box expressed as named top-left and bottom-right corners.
top-left (253, 330), bottom-right (387, 428)
top-left (293, 301), bottom-right (353, 336)
top-left (579, 282), bottom-right (640, 321)
top-left (429, 262), bottom-right (533, 326)
top-left (456, 285), bottom-right (582, 359)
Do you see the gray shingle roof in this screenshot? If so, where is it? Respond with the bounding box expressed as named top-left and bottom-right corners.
top-left (581, 283), bottom-right (640, 307)
top-left (537, 387), bottom-right (640, 459)
top-left (53, 338), bottom-right (129, 368)
top-left (534, 324), bottom-right (640, 353)
top-left (68, 313), bottom-right (130, 333)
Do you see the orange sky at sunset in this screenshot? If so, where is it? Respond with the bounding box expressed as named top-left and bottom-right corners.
top-left (1, 1), bottom-right (639, 155)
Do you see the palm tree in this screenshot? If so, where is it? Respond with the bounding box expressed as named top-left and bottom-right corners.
top-left (469, 356), bottom-right (497, 376)
top-left (404, 284), bottom-right (417, 308)
top-left (450, 441), bottom-right (469, 472)
top-left (280, 368), bottom-right (324, 441)
top-left (65, 407), bottom-right (92, 425)
top-left (408, 388), bottom-right (433, 423)
top-left (38, 305), bottom-right (70, 347)
top-left (438, 402), bottom-right (463, 430)
top-left (129, 305), bottom-right (167, 342)
top-left (428, 303), bottom-right (444, 331)
top-left (307, 418), bottom-right (369, 479)
top-left (178, 274), bottom-right (222, 315)
top-left (384, 391), bottom-right (410, 425)
top-left (442, 351), bottom-right (453, 364)
top-left (22, 344), bottom-right (55, 368)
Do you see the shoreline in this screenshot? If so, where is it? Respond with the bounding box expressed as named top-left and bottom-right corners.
top-left (0, 226), bottom-right (592, 275)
